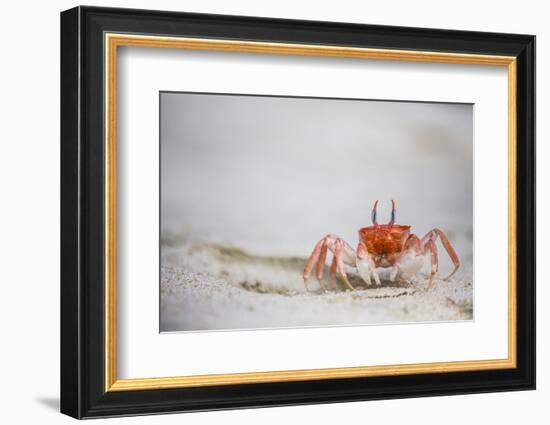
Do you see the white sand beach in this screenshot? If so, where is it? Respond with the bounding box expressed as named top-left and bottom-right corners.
top-left (160, 241), bottom-right (473, 332)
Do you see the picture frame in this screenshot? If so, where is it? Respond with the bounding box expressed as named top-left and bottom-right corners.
top-left (60, 5), bottom-right (535, 419)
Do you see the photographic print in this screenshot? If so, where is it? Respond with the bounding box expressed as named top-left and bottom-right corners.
top-left (61, 8), bottom-right (535, 417)
top-left (160, 92), bottom-right (473, 332)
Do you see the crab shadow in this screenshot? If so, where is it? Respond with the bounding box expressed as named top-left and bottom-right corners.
top-left (341, 273), bottom-right (415, 290)
top-left (302, 271), bottom-right (424, 295)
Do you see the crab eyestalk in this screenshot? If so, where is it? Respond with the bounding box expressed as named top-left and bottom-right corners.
top-left (371, 200), bottom-right (379, 226)
top-left (388, 199), bottom-right (396, 226)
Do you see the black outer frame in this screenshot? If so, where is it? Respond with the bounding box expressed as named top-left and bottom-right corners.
top-left (60, 6), bottom-right (535, 419)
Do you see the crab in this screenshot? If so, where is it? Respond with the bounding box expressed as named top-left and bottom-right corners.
top-left (303, 200), bottom-right (460, 291)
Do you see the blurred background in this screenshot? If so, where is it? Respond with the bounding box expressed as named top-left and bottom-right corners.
top-left (161, 92), bottom-right (473, 267)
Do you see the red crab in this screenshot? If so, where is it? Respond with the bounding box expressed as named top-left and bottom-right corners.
top-left (303, 200), bottom-right (460, 291)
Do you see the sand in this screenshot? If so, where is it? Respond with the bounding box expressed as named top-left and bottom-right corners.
top-left (160, 242), bottom-right (473, 332)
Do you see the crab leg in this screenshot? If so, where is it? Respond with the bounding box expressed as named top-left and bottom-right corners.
top-left (334, 240), bottom-right (354, 290)
top-left (304, 235), bottom-right (357, 291)
top-left (315, 242), bottom-right (329, 291)
top-left (303, 238), bottom-right (325, 290)
top-left (328, 256), bottom-right (338, 289)
top-left (424, 238), bottom-right (439, 289)
top-left (394, 234), bottom-right (424, 283)
top-left (422, 229), bottom-right (460, 281)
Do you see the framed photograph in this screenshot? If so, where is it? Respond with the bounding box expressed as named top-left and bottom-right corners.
top-left (60, 6), bottom-right (535, 419)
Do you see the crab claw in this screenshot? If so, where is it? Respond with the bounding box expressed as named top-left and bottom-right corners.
top-left (356, 242), bottom-right (380, 286)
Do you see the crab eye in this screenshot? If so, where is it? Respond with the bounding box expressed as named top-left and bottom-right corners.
top-left (389, 199), bottom-right (397, 225)
top-left (371, 200), bottom-right (379, 225)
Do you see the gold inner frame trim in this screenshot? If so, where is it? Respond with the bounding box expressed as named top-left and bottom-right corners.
top-left (104, 33), bottom-right (518, 392)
